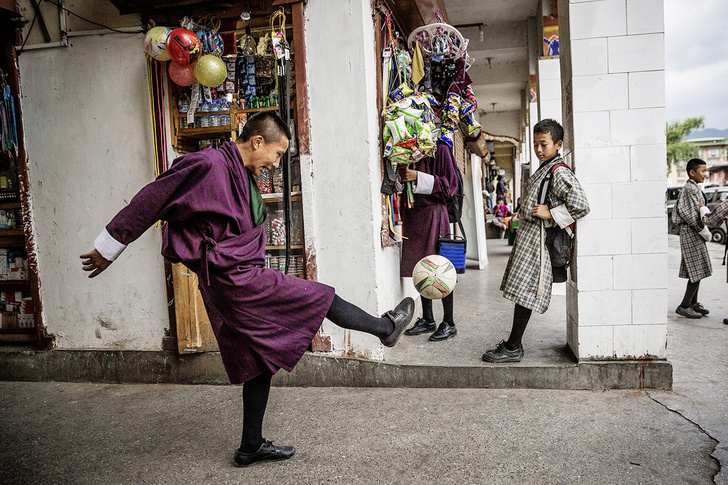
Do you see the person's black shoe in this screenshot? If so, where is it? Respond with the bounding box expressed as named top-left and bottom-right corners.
top-left (404, 318), bottom-right (437, 336)
top-left (724, 318), bottom-right (728, 325)
top-left (233, 441), bottom-right (296, 467)
top-left (481, 340), bottom-right (524, 363)
top-left (428, 322), bottom-right (457, 341)
top-left (691, 302), bottom-right (709, 315)
top-left (381, 297), bottom-right (415, 347)
top-left (676, 306), bottom-right (702, 319)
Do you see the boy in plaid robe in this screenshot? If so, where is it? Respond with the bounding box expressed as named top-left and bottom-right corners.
top-left (673, 159), bottom-right (713, 319)
top-left (482, 119), bottom-right (590, 363)
top-left (80, 112), bottom-right (415, 467)
top-left (703, 199), bottom-right (728, 323)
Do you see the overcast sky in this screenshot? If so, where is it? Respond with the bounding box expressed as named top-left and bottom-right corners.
top-left (664, 0), bottom-right (728, 130)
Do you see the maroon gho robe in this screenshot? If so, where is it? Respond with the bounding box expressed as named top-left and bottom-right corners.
top-left (103, 142), bottom-right (335, 383)
top-left (400, 141), bottom-right (460, 277)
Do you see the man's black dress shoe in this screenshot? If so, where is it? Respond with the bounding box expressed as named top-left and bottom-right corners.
top-left (381, 297), bottom-right (415, 347)
top-left (404, 318), bottom-right (437, 336)
top-left (428, 322), bottom-right (457, 341)
top-left (233, 441), bottom-right (296, 467)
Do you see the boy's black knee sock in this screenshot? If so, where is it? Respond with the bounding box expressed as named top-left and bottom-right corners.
top-left (442, 292), bottom-right (454, 325)
top-left (325, 294), bottom-right (393, 339)
top-left (680, 280), bottom-right (700, 308)
top-left (240, 371), bottom-right (273, 453)
top-left (421, 296), bottom-right (435, 322)
top-left (506, 304), bottom-right (532, 350)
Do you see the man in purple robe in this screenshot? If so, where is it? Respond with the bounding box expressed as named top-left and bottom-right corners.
top-left (399, 141), bottom-right (460, 341)
top-left (80, 111), bottom-right (414, 467)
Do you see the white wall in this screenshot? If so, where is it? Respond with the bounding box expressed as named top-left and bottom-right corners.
top-left (19, 34), bottom-right (169, 349)
top-left (479, 110), bottom-right (521, 140)
top-left (560, 0), bottom-right (667, 360)
top-left (303, 0), bottom-right (407, 360)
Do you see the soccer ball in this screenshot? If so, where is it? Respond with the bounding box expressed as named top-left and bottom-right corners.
top-left (412, 255), bottom-right (457, 300)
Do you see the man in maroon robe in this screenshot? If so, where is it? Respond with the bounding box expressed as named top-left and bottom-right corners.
top-left (399, 141), bottom-right (460, 341)
top-left (81, 111), bottom-right (414, 467)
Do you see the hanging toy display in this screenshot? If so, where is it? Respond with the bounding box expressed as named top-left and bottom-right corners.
top-left (166, 28), bottom-right (203, 66)
top-left (380, 8), bottom-right (482, 223)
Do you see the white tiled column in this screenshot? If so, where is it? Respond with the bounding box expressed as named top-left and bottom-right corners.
top-left (560, 0), bottom-right (667, 360)
top-left (538, 57), bottom-right (563, 123)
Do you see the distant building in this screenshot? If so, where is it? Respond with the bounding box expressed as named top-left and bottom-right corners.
top-left (667, 136), bottom-right (728, 186)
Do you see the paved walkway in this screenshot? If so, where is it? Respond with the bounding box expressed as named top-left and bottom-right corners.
top-left (1, 235), bottom-right (726, 484)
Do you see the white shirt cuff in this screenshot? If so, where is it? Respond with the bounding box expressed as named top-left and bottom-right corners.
top-left (94, 227), bottom-right (127, 261)
top-left (698, 225), bottom-right (712, 241)
top-left (700, 206), bottom-right (712, 221)
top-left (413, 172), bottom-right (434, 194)
top-left (550, 204), bottom-right (575, 228)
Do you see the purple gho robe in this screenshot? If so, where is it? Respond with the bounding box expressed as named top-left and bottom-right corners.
top-left (105, 142), bottom-right (335, 384)
top-left (400, 141), bottom-right (460, 277)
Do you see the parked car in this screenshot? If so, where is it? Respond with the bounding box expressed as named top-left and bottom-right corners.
top-left (705, 186), bottom-right (728, 245)
top-left (665, 185), bottom-right (682, 234)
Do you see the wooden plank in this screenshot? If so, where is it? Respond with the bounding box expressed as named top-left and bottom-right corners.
top-left (171, 263), bottom-right (218, 354)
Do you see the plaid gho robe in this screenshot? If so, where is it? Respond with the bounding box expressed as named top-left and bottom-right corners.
top-left (673, 179), bottom-right (711, 282)
top-left (500, 157), bottom-right (590, 313)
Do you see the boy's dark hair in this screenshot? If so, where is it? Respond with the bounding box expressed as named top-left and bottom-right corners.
top-left (533, 118), bottom-right (564, 144)
top-left (686, 158), bottom-right (706, 175)
top-left (240, 111), bottom-right (291, 143)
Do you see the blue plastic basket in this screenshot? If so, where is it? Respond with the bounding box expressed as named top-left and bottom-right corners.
top-left (439, 237), bottom-right (466, 274)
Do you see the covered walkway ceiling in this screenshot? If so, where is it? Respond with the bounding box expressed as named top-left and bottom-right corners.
top-left (445, 0), bottom-right (539, 116)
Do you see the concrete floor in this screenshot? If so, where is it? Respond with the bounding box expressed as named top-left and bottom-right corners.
top-left (1, 235), bottom-right (726, 484)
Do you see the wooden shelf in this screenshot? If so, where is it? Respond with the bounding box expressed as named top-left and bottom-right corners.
top-left (239, 106), bottom-right (280, 113)
top-left (0, 229), bottom-right (23, 236)
top-left (266, 245), bottom-right (304, 250)
top-left (261, 192), bottom-right (302, 203)
top-left (176, 125), bottom-right (233, 136)
top-left (0, 327), bottom-right (33, 334)
top-left (177, 110), bottom-right (231, 118)
top-left (0, 202), bottom-right (21, 210)
top-left (0, 279), bottom-right (30, 286)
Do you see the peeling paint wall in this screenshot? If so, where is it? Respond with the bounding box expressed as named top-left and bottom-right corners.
top-left (303, 0), bottom-right (410, 360)
top-left (18, 34), bottom-right (169, 350)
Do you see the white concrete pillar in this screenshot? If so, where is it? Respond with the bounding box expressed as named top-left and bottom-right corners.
top-left (538, 57), bottom-right (563, 123)
top-left (560, 0), bottom-right (667, 360)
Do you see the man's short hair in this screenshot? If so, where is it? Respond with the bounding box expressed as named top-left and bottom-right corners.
top-left (533, 118), bottom-right (564, 144)
top-left (686, 158), bottom-right (706, 175)
top-left (240, 111), bottom-right (291, 143)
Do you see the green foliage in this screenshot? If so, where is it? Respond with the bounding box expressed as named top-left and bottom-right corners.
top-left (666, 117), bottom-right (705, 169)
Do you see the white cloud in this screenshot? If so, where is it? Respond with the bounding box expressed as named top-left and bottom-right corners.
top-left (664, 0), bottom-right (728, 128)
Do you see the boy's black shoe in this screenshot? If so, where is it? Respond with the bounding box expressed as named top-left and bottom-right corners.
top-left (691, 302), bottom-right (709, 315)
top-left (428, 322), bottom-right (457, 341)
top-left (676, 306), bottom-right (702, 319)
top-left (233, 441), bottom-right (295, 467)
top-left (404, 318), bottom-right (437, 335)
top-left (482, 340), bottom-right (524, 363)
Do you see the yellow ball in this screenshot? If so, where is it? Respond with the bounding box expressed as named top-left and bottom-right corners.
top-left (144, 26), bottom-right (171, 61)
top-left (194, 54), bottom-right (226, 87)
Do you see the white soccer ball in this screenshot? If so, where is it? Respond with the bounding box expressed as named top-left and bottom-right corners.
top-left (412, 254), bottom-right (457, 300)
